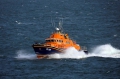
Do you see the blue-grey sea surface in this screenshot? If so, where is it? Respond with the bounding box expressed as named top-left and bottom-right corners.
top-left (0, 0), bottom-right (120, 79)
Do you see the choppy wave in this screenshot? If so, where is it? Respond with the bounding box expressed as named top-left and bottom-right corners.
top-left (15, 44), bottom-right (120, 59)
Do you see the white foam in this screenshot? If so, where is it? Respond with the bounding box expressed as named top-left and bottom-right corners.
top-left (15, 44), bottom-right (120, 59)
top-left (15, 50), bottom-right (36, 60)
top-left (48, 44), bottom-right (120, 59)
top-left (89, 44), bottom-right (120, 58)
top-left (49, 47), bottom-right (86, 59)
top-left (48, 47), bottom-right (86, 59)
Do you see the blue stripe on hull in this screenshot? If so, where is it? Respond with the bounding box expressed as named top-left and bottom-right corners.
top-left (33, 47), bottom-right (61, 55)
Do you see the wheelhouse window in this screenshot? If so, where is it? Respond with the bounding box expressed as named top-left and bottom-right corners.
top-left (46, 40), bottom-right (50, 42)
top-left (58, 40), bottom-right (63, 42)
top-left (46, 39), bottom-right (63, 42)
top-left (66, 41), bottom-right (70, 44)
top-left (51, 40), bottom-right (54, 42)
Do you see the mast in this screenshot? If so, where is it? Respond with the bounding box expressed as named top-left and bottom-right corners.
top-left (51, 17), bottom-right (64, 33)
top-left (55, 18), bottom-right (64, 33)
top-left (58, 18), bottom-right (63, 32)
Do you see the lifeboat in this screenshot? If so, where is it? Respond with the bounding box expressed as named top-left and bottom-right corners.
top-left (32, 22), bottom-right (88, 58)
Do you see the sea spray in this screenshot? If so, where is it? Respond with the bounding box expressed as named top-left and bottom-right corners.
top-left (48, 47), bottom-right (86, 59)
top-left (48, 44), bottom-right (120, 59)
top-left (89, 44), bottom-right (120, 58)
top-left (15, 44), bottom-right (120, 59)
top-left (15, 50), bottom-right (36, 60)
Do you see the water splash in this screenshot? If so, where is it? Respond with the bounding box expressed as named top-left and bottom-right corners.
top-left (48, 47), bottom-right (86, 59)
top-left (48, 44), bottom-right (120, 59)
top-left (89, 44), bottom-right (120, 58)
top-left (15, 50), bottom-right (36, 60)
top-left (15, 44), bottom-right (120, 59)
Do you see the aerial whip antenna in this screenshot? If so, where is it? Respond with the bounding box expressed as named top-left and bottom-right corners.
top-left (58, 17), bottom-right (64, 32)
top-left (51, 17), bottom-right (56, 28)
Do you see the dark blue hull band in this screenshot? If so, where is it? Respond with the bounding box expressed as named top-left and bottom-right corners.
top-left (33, 46), bottom-right (61, 55)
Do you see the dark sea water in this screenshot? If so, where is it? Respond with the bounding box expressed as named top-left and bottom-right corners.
top-left (0, 0), bottom-right (120, 79)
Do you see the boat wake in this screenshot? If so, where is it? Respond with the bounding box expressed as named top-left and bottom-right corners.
top-left (15, 44), bottom-right (120, 59)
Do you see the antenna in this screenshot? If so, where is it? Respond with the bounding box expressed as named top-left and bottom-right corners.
top-left (58, 17), bottom-right (64, 32)
top-left (51, 17), bottom-right (64, 32)
top-left (51, 17), bottom-right (56, 28)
